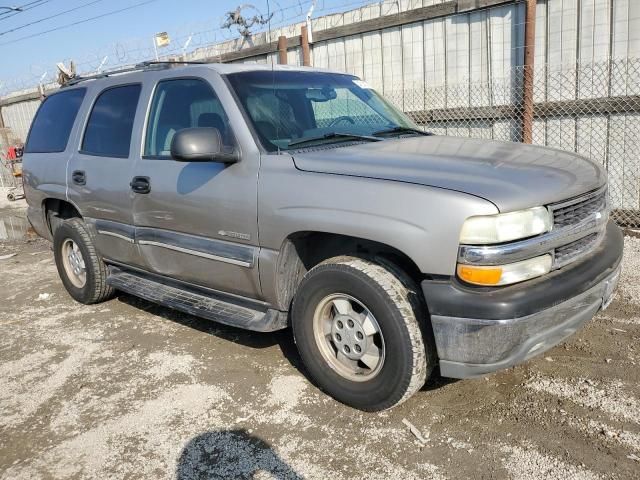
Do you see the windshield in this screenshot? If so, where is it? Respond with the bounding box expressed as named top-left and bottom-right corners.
top-left (226, 70), bottom-right (418, 151)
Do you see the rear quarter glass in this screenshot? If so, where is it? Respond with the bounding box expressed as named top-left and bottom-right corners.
top-left (25, 88), bottom-right (86, 154)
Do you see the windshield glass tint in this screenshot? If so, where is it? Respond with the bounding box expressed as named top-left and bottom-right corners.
top-left (226, 71), bottom-right (416, 151)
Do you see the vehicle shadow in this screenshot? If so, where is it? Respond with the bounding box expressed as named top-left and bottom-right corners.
top-left (116, 293), bottom-right (453, 395)
top-left (115, 293), bottom-right (307, 372)
top-left (175, 429), bottom-right (303, 480)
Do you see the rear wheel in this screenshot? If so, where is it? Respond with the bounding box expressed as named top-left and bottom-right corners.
top-left (53, 218), bottom-right (115, 304)
top-left (292, 256), bottom-right (435, 411)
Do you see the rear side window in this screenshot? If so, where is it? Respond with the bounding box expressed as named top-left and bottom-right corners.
top-left (81, 84), bottom-right (141, 157)
top-left (25, 88), bottom-right (86, 153)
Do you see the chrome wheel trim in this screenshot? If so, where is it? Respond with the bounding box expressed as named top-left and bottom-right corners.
top-left (61, 239), bottom-right (86, 288)
top-left (312, 293), bottom-right (385, 382)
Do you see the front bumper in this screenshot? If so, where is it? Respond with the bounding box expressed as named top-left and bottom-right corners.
top-left (422, 220), bottom-right (624, 379)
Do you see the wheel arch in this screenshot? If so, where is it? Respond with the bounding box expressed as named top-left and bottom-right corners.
top-left (43, 197), bottom-right (83, 235)
top-left (271, 230), bottom-right (425, 311)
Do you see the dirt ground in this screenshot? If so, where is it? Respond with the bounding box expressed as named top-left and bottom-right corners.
top-left (1, 201), bottom-right (639, 479)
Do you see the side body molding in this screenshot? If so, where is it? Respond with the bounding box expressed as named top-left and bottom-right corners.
top-left (90, 218), bottom-right (256, 268)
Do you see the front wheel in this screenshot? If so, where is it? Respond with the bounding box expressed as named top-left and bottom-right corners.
top-left (292, 256), bottom-right (435, 411)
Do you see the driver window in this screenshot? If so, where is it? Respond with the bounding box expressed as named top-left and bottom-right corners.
top-left (144, 78), bottom-right (234, 158)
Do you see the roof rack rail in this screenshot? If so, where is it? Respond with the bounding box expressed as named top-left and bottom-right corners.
top-left (64, 60), bottom-right (211, 87)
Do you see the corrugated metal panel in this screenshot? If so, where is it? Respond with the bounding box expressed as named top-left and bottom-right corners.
top-left (578, 0), bottom-right (610, 98)
top-left (402, 22), bottom-right (425, 111)
top-left (2, 99), bottom-right (40, 142)
top-left (423, 17), bottom-right (446, 109)
top-left (401, 0), bottom-right (424, 11)
top-left (534, 0), bottom-right (548, 102)
top-left (287, 47), bottom-right (302, 66)
top-left (327, 38), bottom-right (347, 71)
top-left (608, 113), bottom-right (640, 209)
top-left (447, 123), bottom-right (470, 138)
top-left (611, 0), bottom-right (640, 96)
top-left (469, 9), bottom-right (490, 107)
top-left (577, 115), bottom-right (608, 166)
top-left (470, 121), bottom-right (493, 139)
top-left (360, 2), bottom-right (381, 20)
top-left (547, 0), bottom-right (578, 101)
top-left (362, 31), bottom-right (383, 91)
top-left (446, 14), bottom-right (470, 108)
top-left (546, 116), bottom-right (576, 150)
top-left (532, 119), bottom-right (546, 145)
top-left (344, 35), bottom-right (364, 78)
top-left (381, 0), bottom-right (400, 16)
top-left (489, 5), bottom-right (523, 106)
top-left (382, 27), bottom-right (403, 97)
top-left (493, 120), bottom-right (518, 141)
top-left (312, 41), bottom-right (329, 69)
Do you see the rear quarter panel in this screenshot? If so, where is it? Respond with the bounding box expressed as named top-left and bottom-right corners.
top-left (22, 151), bottom-right (70, 241)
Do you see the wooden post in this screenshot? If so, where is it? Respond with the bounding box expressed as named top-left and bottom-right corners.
top-left (522, 0), bottom-right (537, 144)
top-left (300, 25), bottom-right (311, 66)
top-left (0, 107), bottom-right (4, 129)
top-left (278, 35), bottom-right (288, 65)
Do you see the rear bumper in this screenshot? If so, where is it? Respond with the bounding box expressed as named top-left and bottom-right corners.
top-left (422, 221), bottom-right (624, 378)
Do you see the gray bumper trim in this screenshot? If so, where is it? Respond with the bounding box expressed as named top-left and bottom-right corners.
top-left (434, 263), bottom-right (621, 379)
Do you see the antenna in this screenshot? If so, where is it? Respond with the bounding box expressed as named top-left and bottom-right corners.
top-left (97, 56), bottom-right (109, 73)
top-left (182, 34), bottom-right (193, 57)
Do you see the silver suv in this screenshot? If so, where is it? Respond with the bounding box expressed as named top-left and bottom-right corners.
top-left (23, 62), bottom-right (623, 411)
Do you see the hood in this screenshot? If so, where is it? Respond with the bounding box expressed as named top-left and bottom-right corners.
top-left (291, 136), bottom-right (606, 212)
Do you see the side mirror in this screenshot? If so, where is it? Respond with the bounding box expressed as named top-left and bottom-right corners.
top-left (170, 127), bottom-right (239, 163)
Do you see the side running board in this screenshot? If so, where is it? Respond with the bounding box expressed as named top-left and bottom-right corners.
top-left (106, 265), bottom-right (287, 332)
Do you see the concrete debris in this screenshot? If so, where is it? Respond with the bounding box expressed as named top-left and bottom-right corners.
top-left (402, 418), bottom-right (429, 446)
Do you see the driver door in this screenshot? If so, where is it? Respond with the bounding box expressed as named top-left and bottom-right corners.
top-left (131, 75), bottom-right (261, 299)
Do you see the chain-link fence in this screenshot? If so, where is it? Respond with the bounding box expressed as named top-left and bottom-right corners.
top-left (0, 57), bottom-right (638, 227)
top-left (385, 58), bottom-right (640, 227)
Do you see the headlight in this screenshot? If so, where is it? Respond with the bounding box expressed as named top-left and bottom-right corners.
top-left (457, 254), bottom-right (552, 286)
top-left (459, 207), bottom-right (552, 244)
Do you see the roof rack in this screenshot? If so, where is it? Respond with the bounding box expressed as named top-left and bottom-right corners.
top-left (64, 60), bottom-right (210, 87)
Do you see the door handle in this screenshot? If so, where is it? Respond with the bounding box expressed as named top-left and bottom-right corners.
top-left (71, 170), bottom-right (86, 185)
top-left (130, 176), bottom-right (151, 194)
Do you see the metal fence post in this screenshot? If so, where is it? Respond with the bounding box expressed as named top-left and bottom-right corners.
top-left (278, 35), bottom-right (288, 65)
top-left (522, 0), bottom-right (537, 144)
top-left (301, 25), bottom-right (311, 66)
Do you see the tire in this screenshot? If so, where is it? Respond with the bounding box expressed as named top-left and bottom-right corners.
top-left (291, 255), bottom-right (435, 411)
top-left (53, 217), bottom-right (115, 304)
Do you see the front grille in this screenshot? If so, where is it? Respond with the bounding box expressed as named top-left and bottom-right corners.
top-left (553, 233), bottom-right (600, 267)
top-left (552, 188), bottom-right (607, 228)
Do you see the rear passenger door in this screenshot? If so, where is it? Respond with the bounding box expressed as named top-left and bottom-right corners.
top-left (67, 83), bottom-right (143, 267)
top-left (131, 76), bottom-right (260, 299)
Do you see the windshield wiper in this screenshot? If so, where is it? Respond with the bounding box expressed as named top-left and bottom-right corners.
top-left (288, 132), bottom-right (381, 148)
top-left (372, 126), bottom-right (431, 137)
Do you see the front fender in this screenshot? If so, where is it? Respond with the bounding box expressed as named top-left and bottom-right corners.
top-left (258, 156), bottom-right (498, 276)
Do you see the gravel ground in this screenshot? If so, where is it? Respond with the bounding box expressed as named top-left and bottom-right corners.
top-left (0, 208), bottom-right (639, 479)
